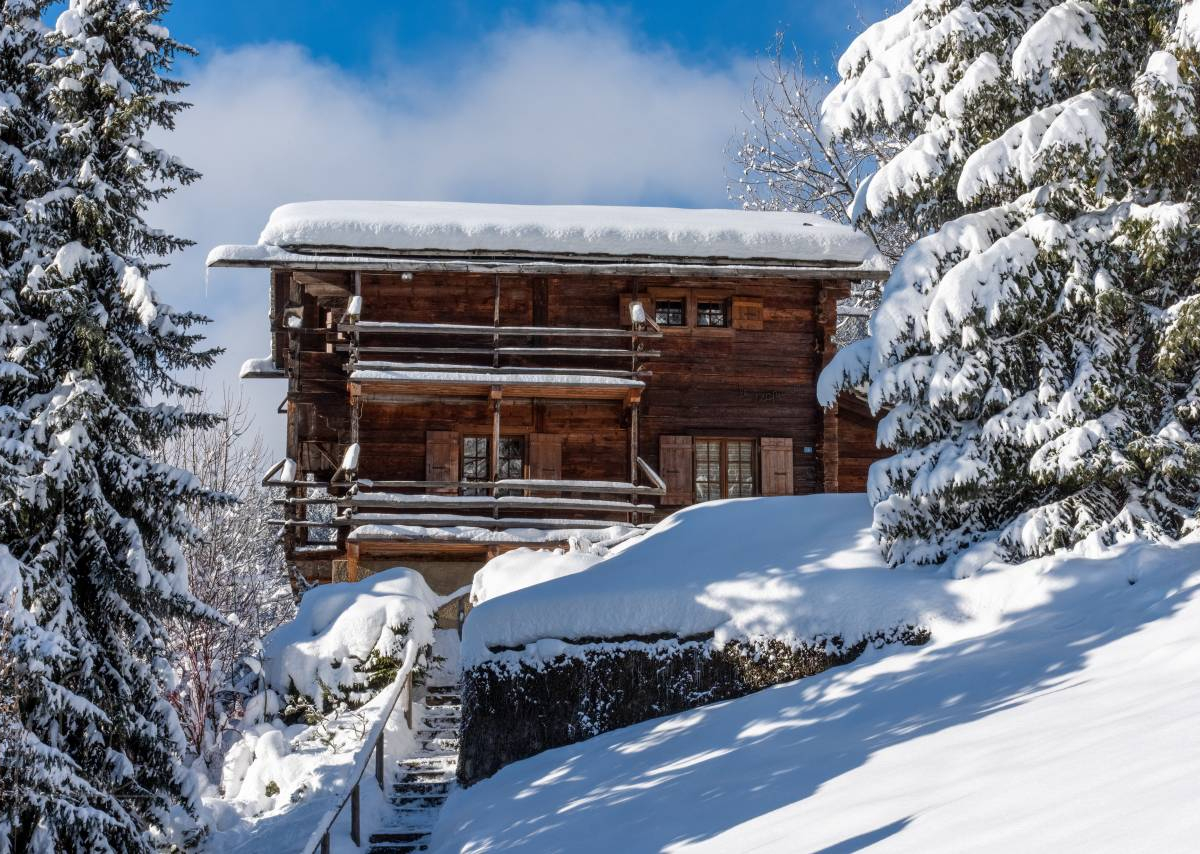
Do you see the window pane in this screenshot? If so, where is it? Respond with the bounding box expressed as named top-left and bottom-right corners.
top-left (498, 438), bottom-right (524, 480)
top-left (694, 439), bottom-right (722, 502)
top-left (655, 299), bottom-right (685, 326)
top-left (697, 301), bottom-right (727, 327)
top-left (726, 440), bottom-right (754, 498)
top-left (462, 437), bottom-right (489, 494)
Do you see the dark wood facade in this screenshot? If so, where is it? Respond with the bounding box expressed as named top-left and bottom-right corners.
top-left (221, 256), bottom-right (885, 593)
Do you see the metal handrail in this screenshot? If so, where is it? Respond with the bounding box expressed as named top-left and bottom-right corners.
top-left (301, 640), bottom-right (419, 854)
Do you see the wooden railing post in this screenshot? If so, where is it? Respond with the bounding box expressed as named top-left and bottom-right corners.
top-left (375, 731), bottom-right (384, 787)
top-left (404, 670), bottom-right (413, 729)
top-left (350, 783), bottom-right (361, 846)
top-left (320, 832), bottom-right (330, 854)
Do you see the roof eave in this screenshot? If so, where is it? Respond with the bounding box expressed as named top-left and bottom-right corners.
top-left (207, 244), bottom-right (892, 281)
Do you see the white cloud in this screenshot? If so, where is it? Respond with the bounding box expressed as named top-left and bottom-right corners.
top-left (153, 9), bottom-right (754, 454)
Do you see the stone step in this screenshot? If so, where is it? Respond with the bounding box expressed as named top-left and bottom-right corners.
top-left (424, 693), bottom-right (460, 706)
top-left (421, 718), bottom-right (460, 730)
top-left (395, 780), bottom-right (452, 796)
top-left (423, 708), bottom-right (461, 720)
top-left (402, 753), bottom-right (457, 765)
top-left (371, 831), bottom-right (428, 845)
top-left (390, 793), bottom-right (448, 809)
top-left (383, 807), bottom-right (440, 825)
top-left (368, 845), bottom-right (427, 854)
top-left (401, 761), bottom-right (456, 775)
top-left (418, 731), bottom-right (459, 741)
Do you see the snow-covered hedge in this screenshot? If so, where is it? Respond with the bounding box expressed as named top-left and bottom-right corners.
top-left (457, 496), bottom-right (941, 783)
top-left (462, 495), bottom-right (950, 669)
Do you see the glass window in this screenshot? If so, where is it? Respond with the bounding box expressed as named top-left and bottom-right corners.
top-left (694, 440), bottom-right (722, 502)
top-left (497, 437), bottom-right (525, 481)
top-left (697, 300), bottom-right (728, 327)
top-left (462, 436), bottom-right (525, 495)
top-left (693, 438), bottom-right (756, 502)
top-left (655, 299), bottom-right (685, 326)
top-left (726, 440), bottom-right (754, 498)
top-left (463, 436), bottom-right (489, 494)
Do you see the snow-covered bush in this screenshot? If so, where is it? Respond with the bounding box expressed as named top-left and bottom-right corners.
top-left (819, 1), bottom-right (1200, 567)
top-left (261, 568), bottom-right (438, 719)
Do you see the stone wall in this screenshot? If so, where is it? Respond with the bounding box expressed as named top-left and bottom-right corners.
top-left (458, 627), bottom-right (930, 785)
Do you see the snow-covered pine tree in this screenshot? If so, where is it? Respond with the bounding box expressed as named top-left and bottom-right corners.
top-left (818, 1), bottom-right (1200, 570)
top-left (2, 1), bottom-right (220, 849)
top-left (1, 3), bottom-right (111, 848)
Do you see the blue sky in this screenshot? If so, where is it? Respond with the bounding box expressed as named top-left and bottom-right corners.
top-left (165, 2), bottom-right (885, 79)
top-left (150, 1), bottom-right (890, 446)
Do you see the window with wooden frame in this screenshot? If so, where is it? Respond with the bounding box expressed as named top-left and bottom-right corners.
top-left (654, 298), bottom-right (686, 327)
top-left (696, 298), bottom-right (729, 328)
top-left (462, 436), bottom-right (490, 494)
top-left (461, 436), bottom-right (525, 494)
top-left (693, 438), bottom-right (755, 501)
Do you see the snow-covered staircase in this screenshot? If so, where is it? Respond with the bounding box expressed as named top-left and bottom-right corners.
top-left (369, 683), bottom-right (461, 854)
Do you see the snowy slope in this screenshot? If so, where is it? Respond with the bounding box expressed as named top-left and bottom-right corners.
top-left (430, 537), bottom-right (1200, 853)
top-left (248, 200), bottom-right (883, 264)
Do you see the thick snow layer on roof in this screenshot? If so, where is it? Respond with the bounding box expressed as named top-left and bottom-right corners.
top-left (251, 200), bottom-right (882, 265)
top-left (460, 495), bottom-right (956, 667)
top-left (434, 535), bottom-right (1200, 853)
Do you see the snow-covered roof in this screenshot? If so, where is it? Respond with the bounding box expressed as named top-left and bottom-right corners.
top-left (208, 201), bottom-right (887, 270)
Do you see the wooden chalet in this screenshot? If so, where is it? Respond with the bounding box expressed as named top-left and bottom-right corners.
top-left (208, 201), bottom-right (888, 596)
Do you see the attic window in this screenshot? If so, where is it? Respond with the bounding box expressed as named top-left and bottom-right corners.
top-left (655, 299), bottom-right (685, 326)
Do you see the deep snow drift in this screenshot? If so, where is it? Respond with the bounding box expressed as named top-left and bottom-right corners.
top-left (431, 530), bottom-right (1200, 852)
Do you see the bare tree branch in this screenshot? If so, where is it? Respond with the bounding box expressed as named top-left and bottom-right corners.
top-left (727, 33), bottom-right (915, 344)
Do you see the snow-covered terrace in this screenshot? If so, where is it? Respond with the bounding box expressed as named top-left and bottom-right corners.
top-left (207, 200), bottom-right (889, 277)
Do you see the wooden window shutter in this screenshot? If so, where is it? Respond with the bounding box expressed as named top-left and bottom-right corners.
top-left (527, 433), bottom-right (563, 481)
top-left (732, 297), bottom-right (764, 330)
top-left (760, 437), bottom-right (794, 496)
top-left (659, 435), bottom-right (694, 506)
top-left (620, 295), bottom-right (633, 325)
top-left (425, 431), bottom-right (460, 494)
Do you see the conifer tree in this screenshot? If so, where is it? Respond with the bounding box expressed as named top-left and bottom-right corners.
top-left (1, 1), bottom-right (219, 849)
top-left (818, 1), bottom-right (1200, 569)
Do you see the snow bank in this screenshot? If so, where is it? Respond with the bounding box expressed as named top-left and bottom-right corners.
top-left (461, 495), bottom-right (956, 668)
top-left (252, 200), bottom-right (882, 265)
top-left (469, 547), bottom-right (603, 606)
top-left (202, 684), bottom-right (416, 853)
top-left (262, 568), bottom-right (436, 705)
top-left (433, 536), bottom-right (1200, 852)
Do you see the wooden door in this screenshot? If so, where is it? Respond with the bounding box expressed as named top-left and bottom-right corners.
top-left (426, 431), bottom-right (460, 494)
top-left (660, 435), bottom-right (694, 506)
top-left (527, 433), bottom-right (563, 481)
top-left (760, 437), bottom-right (794, 496)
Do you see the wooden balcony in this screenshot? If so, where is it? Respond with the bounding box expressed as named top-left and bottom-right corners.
top-left (265, 458), bottom-right (668, 553)
top-left (339, 314), bottom-right (661, 403)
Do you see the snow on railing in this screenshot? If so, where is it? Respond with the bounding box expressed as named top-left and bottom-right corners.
top-left (301, 639), bottom-right (419, 854)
